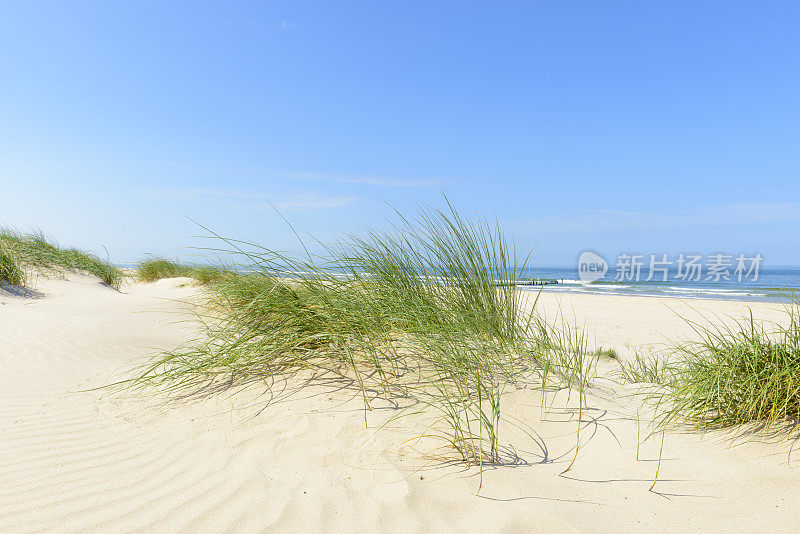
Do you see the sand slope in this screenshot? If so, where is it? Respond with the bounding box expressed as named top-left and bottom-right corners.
top-left (1, 275), bottom-right (799, 532)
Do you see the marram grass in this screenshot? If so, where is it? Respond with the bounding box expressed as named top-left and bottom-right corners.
top-left (619, 351), bottom-right (679, 387)
top-left (129, 199), bottom-right (596, 466)
top-left (659, 300), bottom-right (800, 432)
top-left (136, 257), bottom-right (229, 284)
top-left (0, 243), bottom-right (26, 287)
top-left (0, 230), bottom-right (123, 289)
top-left (136, 258), bottom-right (185, 281)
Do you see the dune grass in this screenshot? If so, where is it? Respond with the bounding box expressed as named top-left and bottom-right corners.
top-left (130, 199), bottom-right (595, 465)
top-left (135, 257), bottom-right (229, 285)
top-left (0, 243), bottom-right (26, 287)
top-left (0, 230), bottom-right (124, 289)
top-left (619, 351), bottom-right (678, 387)
top-left (593, 347), bottom-right (619, 360)
top-left (659, 300), bottom-right (800, 432)
top-left (135, 258), bottom-right (185, 281)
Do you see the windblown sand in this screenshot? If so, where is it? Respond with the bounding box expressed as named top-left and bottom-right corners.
top-left (1, 274), bottom-right (798, 532)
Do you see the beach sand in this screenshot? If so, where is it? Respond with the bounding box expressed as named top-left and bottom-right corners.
top-left (1, 274), bottom-right (798, 532)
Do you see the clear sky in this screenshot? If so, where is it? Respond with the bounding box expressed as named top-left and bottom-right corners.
top-left (2, 2), bottom-right (799, 265)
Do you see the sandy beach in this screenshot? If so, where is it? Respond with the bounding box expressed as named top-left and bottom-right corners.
top-left (5, 2), bottom-right (800, 531)
top-left (2, 273), bottom-right (798, 532)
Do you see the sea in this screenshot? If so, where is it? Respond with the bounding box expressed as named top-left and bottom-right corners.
top-left (519, 266), bottom-right (800, 302)
top-left (121, 261), bottom-right (800, 303)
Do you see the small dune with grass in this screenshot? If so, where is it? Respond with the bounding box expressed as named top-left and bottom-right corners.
top-left (135, 257), bottom-right (229, 285)
top-left (2, 206), bottom-right (800, 531)
top-left (660, 302), bottom-right (800, 431)
top-left (0, 229), bottom-right (124, 290)
top-left (126, 201), bottom-right (596, 466)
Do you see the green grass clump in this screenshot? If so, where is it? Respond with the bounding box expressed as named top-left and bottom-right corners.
top-left (130, 199), bottom-right (594, 466)
top-left (619, 352), bottom-right (678, 386)
top-left (136, 258), bottom-right (229, 284)
top-left (593, 347), bottom-right (619, 360)
top-left (0, 244), bottom-right (26, 287)
top-left (136, 258), bottom-right (185, 281)
top-left (0, 230), bottom-right (123, 289)
top-left (661, 302), bottom-right (800, 431)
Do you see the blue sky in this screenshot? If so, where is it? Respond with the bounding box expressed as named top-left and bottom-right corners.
top-left (2, 1), bottom-right (799, 265)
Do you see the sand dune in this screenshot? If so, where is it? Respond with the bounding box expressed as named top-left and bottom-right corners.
top-left (1, 274), bottom-right (798, 532)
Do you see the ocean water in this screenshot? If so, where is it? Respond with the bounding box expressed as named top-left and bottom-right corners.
top-left (519, 266), bottom-right (800, 302)
top-left (121, 261), bottom-right (800, 302)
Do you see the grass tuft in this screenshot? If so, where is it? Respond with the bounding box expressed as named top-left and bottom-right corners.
top-left (619, 351), bottom-right (678, 386)
top-left (136, 258), bottom-right (185, 281)
top-left (660, 300), bottom-right (800, 432)
top-left (128, 198), bottom-right (595, 466)
top-left (136, 257), bottom-right (229, 284)
top-left (0, 230), bottom-right (123, 289)
top-left (0, 243), bottom-right (26, 287)
top-left (594, 347), bottom-right (619, 360)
